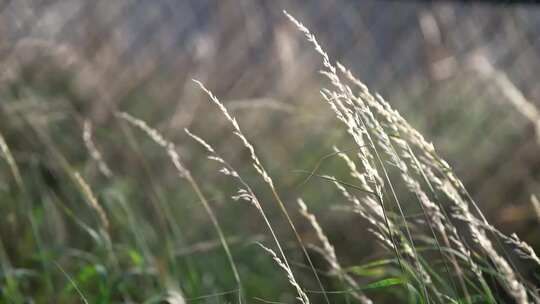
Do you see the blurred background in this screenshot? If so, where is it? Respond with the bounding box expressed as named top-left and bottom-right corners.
top-left (1, 0), bottom-right (539, 302)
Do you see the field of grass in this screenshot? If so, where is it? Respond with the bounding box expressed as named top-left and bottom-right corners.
top-left (0, 11), bottom-right (539, 304)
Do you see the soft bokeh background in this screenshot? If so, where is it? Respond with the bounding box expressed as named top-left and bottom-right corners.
top-left (1, 0), bottom-right (539, 302)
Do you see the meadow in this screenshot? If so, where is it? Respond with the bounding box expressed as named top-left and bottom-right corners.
top-left (1, 7), bottom-right (539, 304)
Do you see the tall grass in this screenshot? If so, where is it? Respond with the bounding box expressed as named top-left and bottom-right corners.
top-left (0, 11), bottom-right (538, 304)
top-left (277, 11), bottom-right (538, 303)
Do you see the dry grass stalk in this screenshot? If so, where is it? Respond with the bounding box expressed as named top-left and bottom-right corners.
top-left (185, 128), bottom-right (307, 303)
top-left (116, 112), bottom-right (242, 294)
top-left (341, 31), bottom-right (536, 304)
top-left (73, 172), bottom-right (109, 231)
top-left (442, 180), bottom-right (529, 304)
top-left (284, 10), bottom-right (534, 303)
top-left (284, 11), bottom-right (434, 299)
top-left (297, 198), bottom-right (373, 304)
top-left (258, 243), bottom-right (310, 304)
top-left (472, 219), bottom-right (540, 267)
top-left (193, 80), bottom-right (331, 304)
top-left (185, 128), bottom-right (285, 252)
top-left (471, 55), bottom-right (540, 145)
top-left (335, 70), bottom-right (472, 298)
top-left (0, 132), bottom-right (23, 187)
top-left (82, 120), bottom-right (112, 178)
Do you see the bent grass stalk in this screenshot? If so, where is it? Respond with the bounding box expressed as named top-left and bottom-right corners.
top-left (337, 62), bottom-right (497, 301)
top-left (259, 243), bottom-right (310, 304)
top-left (283, 11), bottom-right (433, 301)
top-left (116, 112), bottom-right (243, 301)
top-left (185, 128), bottom-right (308, 303)
top-left (73, 172), bottom-right (109, 232)
top-left (297, 198), bottom-right (373, 304)
top-left (194, 80), bottom-right (331, 304)
top-left (284, 10), bottom-right (534, 304)
top-left (82, 120), bottom-right (112, 178)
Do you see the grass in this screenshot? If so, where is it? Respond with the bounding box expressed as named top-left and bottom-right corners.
top-left (0, 11), bottom-right (539, 304)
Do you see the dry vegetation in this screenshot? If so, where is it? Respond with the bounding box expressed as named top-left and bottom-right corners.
top-left (0, 9), bottom-right (539, 304)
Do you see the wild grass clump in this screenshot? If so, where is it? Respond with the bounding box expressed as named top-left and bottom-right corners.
top-left (0, 11), bottom-right (538, 304)
top-left (276, 12), bottom-right (538, 303)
